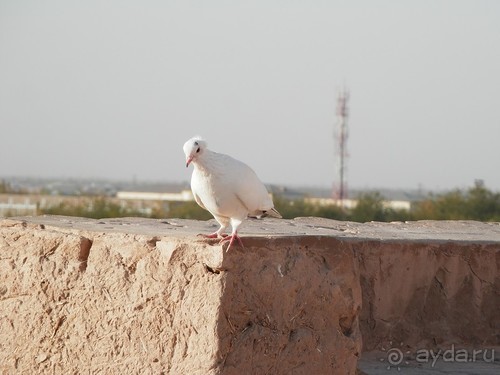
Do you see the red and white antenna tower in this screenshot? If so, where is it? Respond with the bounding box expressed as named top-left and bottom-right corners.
top-left (334, 89), bottom-right (349, 205)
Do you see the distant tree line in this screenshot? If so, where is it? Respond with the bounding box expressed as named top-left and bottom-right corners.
top-left (410, 184), bottom-right (500, 221)
top-left (40, 198), bottom-right (146, 219)
top-left (0, 180), bottom-right (12, 194)
top-left (36, 184), bottom-right (500, 223)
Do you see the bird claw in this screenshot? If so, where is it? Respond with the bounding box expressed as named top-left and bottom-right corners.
top-left (197, 232), bottom-right (242, 251)
top-left (220, 233), bottom-right (244, 251)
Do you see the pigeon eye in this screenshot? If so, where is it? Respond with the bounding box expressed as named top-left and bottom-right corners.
top-left (196, 147), bottom-right (201, 153)
top-left (194, 141), bottom-right (199, 146)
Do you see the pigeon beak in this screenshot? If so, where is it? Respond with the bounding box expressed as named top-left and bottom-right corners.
top-left (186, 156), bottom-right (193, 167)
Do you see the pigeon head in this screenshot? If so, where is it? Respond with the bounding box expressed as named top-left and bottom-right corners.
top-left (183, 136), bottom-right (207, 167)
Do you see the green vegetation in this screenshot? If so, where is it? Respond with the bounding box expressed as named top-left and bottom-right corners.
top-left (40, 198), bottom-right (146, 219)
top-left (39, 198), bottom-right (213, 220)
top-left (276, 184), bottom-right (500, 223)
top-left (27, 184), bottom-right (500, 223)
top-left (274, 192), bottom-right (408, 223)
top-left (411, 184), bottom-right (500, 222)
top-left (152, 201), bottom-right (213, 220)
top-left (0, 180), bottom-right (12, 194)
top-left (273, 196), bottom-right (345, 220)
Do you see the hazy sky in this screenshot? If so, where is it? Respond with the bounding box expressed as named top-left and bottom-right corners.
top-left (1, 0), bottom-right (499, 191)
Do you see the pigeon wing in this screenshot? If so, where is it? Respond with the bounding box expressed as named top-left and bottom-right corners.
top-left (222, 156), bottom-right (275, 215)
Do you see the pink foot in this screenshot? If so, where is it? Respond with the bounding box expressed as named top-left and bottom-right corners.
top-left (220, 232), bottom-right (244, 251)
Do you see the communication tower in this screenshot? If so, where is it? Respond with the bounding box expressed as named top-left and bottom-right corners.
top-left (334, 89), bottom-right (349, 205)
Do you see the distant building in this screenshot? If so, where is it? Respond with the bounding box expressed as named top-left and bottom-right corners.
top-left (0, 196), bottom-right (37, 216)
top-left (304, 197), bottom-right (411, 211)
top-left (116, 190), bottom-right (194, 202)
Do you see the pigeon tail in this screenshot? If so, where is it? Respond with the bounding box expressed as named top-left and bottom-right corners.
top-left (260, 207), bottom-right (282, 219)
top-left (268, 207), bottom-right (282, 218)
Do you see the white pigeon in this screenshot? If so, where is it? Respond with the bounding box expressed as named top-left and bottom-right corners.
top-left (183, 136), bottom-right (281, 250)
